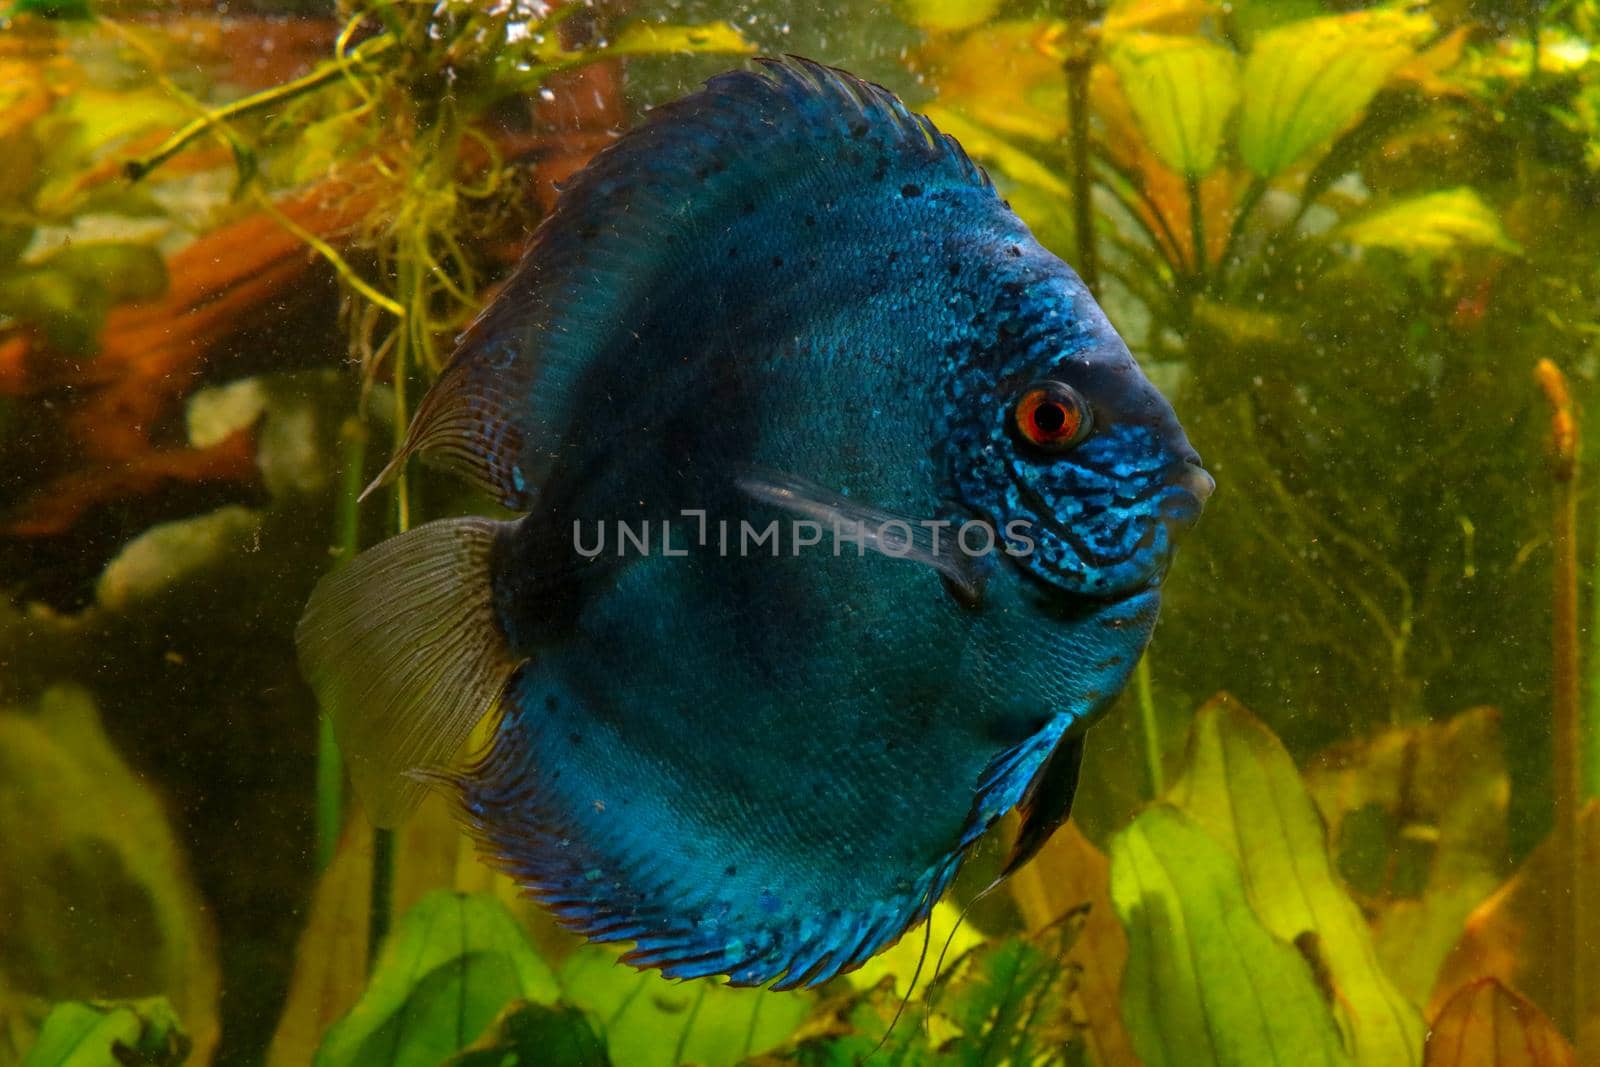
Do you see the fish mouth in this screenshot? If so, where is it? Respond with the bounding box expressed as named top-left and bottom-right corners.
top-left (1158, 459), bottom-right (1214, 533)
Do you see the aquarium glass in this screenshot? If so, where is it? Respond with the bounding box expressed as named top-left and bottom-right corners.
top-left (2, 0), bottom-right (1599, 1065)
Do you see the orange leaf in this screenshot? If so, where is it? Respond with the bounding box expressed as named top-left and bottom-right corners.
top-left (1432, 801), bottom-right (1600, 1055)
top-left (1425, 979), bottom-right (1576, 1067)
top-left (1011, 819), bottom-right (1142, 1067)
top-left (1088, 62), bottom-right (1243, 272)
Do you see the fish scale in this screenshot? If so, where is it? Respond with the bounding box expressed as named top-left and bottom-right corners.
top-left (296, 55), bottom-right (1210, 989)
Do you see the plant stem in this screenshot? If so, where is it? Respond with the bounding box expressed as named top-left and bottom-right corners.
top-left (1527, 1), bottom-right (1544, 90)
top-left (368, 826), bottom-right (394, 968)
top-left (314, 418), bottom-right (369, 874)
top-left (1135, 653), bottom-right (1164, 796)
top-left (1534, 358), bottom-right (1582, 1040)
top-left (1587, 506), bottom-right (1600, 802)
top-left (1064, 36), bottom-right (1098, 297)
top-left (1186, 173), bottom-right (1207, 283)
top-left (1216, 175), bottom-right (1268, 293)
top-left (1537, 361), bottom-right (1580, 838)
top-left (254, 192), bottom-right (406, 318)
top-left (1096, 152), bottom-right (1187, 282)
top-left (673, 985), bottom-right (708, 1066)
top-left (125, 35), bottom-right (395, 182)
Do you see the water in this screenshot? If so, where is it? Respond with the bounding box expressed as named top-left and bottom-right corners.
top-left (1, 1), bottom-right (1597, 1064)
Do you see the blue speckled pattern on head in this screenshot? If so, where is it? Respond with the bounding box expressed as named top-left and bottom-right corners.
top-left (365, 56), bottom-right (1210, 989)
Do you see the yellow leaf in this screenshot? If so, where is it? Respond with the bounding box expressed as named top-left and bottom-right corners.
top-left (1103, 0), bottom-right (1221, 39)
top-left (1237, 10), bottom-right (1433, 177)
top-left (1108, 35), bottom-right (1239, 177)
top-left (1112, 806), bottom-right (1353, 1067)
top-left (916, 21), bottom-right (1070, 143)
top-left (897, 0), bottom-right (1003, 33)
top-left (0, 61), bottom-right (51, 142)
top-left (1337, 188), bottom-right (1522, 257)
top-left (604, 21), bottom-right (755, 59)
top-left (1392, 26), bottom-right (1473, 98)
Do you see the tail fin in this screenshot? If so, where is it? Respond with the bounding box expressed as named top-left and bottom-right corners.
top-left (295, 517), bottom-right (521, 827)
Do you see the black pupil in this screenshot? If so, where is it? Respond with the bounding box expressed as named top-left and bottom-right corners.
top-left (1033, 400), bottom-right (1068, 435)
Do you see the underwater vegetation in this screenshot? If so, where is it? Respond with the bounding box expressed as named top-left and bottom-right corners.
top-left (1, 0), bottom-right (1599, 1065)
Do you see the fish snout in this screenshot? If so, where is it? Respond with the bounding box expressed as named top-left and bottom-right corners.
top-left (1177, 457), bottom-right (1214, 504)
top-left (1158, 458), bottom-right (1214, 533)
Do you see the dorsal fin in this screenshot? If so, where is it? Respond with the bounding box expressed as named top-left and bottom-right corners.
top-left (370, 55), bottom-right (996, 508)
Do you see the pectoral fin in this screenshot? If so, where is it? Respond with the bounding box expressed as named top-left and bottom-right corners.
top-left (1000, 731), bottom-right (1086, 877)
top-left (735, 470), bottom-right (989, 604)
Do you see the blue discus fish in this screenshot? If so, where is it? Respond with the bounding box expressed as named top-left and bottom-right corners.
top-left (297, 56), bottom-right (1211, 989)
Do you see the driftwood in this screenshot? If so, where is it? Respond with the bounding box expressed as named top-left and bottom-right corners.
top-left (0, 46), bottom-right (621, 542)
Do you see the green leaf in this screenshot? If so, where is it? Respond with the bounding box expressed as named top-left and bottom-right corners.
top-left (0, 267), bottom-right (106, 355)
top-left (1236, 10), bottom-right (1432, 177)
top-left (0, 688), bottom-right (220, 1061)
top-left (2, 0), bottom-right (92, 20)
top-left (1169, 696), bottom-right (1425, 1067)
top-left (313, 891), bottom-right (560, 1067)
top-left (559, 947), bottom-right (811, 1067)
top-left (0, 244), bottom-right (165, 356)
top-left (754, 931), bottom-right (1075, 1066)
top-left (1336, 188), bottom-right (1522, 258)
top-left (44, 243), bottom-right (168, 303)
top-left (1110, 805), bottom-right (1353, 1067)
top-left (938, 939), bottom-right (1068, 1067)
top-left (20, 999), bottom-right (187, 1067)
top-left (1107, 35), bottom-right (1240, 177)
top-left (445, 1002), bottom-right (611, 1067)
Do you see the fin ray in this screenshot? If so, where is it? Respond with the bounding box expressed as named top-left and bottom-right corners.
top-left (295, 517), bottom-right (521, 826)
top-left (736, 469), bottom-right (989, 602)
top-left (455, 685), bottom-right (964, 988)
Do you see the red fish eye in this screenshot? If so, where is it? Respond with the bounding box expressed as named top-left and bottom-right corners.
top-left (1014, 383), bottom-right (1090, 451)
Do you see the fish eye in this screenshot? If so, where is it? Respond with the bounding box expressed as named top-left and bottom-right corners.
top-left (1013, 381), bottom-right (1091, 452)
